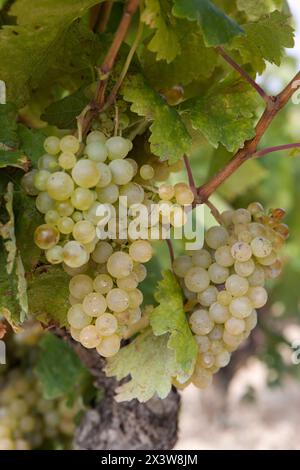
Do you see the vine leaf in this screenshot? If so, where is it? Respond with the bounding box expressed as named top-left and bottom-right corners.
top-left (27, 266), bottom-right (71, 328)
top-left (172, 0), bottom-right (244, 46)
top-left (0, 149), bottom-right (29, 170)
top-left (122, 73), bottom-right (191, 163)
top-left (0, 103), bottom-right (18, 147)
top-left (150, 270), bottom-right (197, 376)
top-left (35, 333), bottom-right (89, 400)
top-left (0, 0), bottom-right (103, 106)
top-left (41, 88), bottom-right (90, 130)
top-left (17, 124), bottom-right (46, 164)
top-left (236, 0), bottom-right (283, 20)
top-left (229, 11), bottom-right (295, 73)
top-left (185, 78), bottom-right (260, 152)
top-left (0, 183), bottom-right (28, 328)
top-left (141, 0), bottom-right (181, 63)
top-left (105, 328), bottom-right (180, 402)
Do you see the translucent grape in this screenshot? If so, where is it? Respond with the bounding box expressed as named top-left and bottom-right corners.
top-left (106, 136), bottom-right (131, 160)
top-left (173, 255), bottom-right (192, 277)
top-left (93, 274), bottom-right (113, 294)
top-left (58, 152), bottom-right (76, 170)
top-left (82, 292), bottom-right (107, 317)
top-left (225, 274), bottom-right (249, 297)
top-left (251, 237), bottom-right (272, 258)
top-left (72, 160), bottom-right (100, 188)
top-left (140, 164), bottom-right (155, 180)
top-left (225, 317), bottom-right (245, 335)
top-left (117, 273), bottom-right (138, 291)
top-left (46, 172), bottom-right (74, 201)
top-left (95, 313), bottom-right (118, 336)
top-left (247, 286), bottom-right (268, 308)
top-left (69, 274), bottom-right (93, 300)
top-left (191, 250), bottom-right (212, 269)
top-left (184, 267), bottom-right (210, 293)
top-left (133, 263), bottom-right (147, 282)
top-left (38, 154), bottom-right (59, 172)
top-left (229, 296), bottom-right (253, 319)
top-left (158, 184), bottom-right (174, 201)
top-left (34, 224), bottom-right (60, 250)
top-left (86, 130), bottom-right (106, 144)
top-left (197, 286), bottom-right (218, 307)
top-left (174, 183), bottom-right (194, 205)
top-left (85, 141), bottom-right (108, 162)
top-left (96, 163), bottom-right (112, 188)
top-left (96, 334), bottom-right (121, 357)
top-left (119, 182), bottom-right (144, 206)
top-left (57, 217), bottom-right (74, 234)
top-left (209, 302), bottom-right (229, 323)
top-left (63, 241), bottom-right (89, 268)
top-left (231, 242), bottom-right (252, 262)
top-left (60, 135), bottom-right (80, 154)
top-left (67, 304), bottom-right (91, 329)
top-left (234, 259), bottom-right (255, 277)
top-left (215, 246), bottom-right (234, 267)
top-left (205, 226), bottom-right (229, 249)
top-left (79, 325), bottom-right (102, 349)
top-left (232, 208), bottom-right (251, 225)
top-left (36, 192), bottom-right (55, 214)
top-left (128, 288), bottom-right (143, 309)
top-left (96, 183), bottom-right (119, 204)
top-left (34, 170), bottom-right (50, 192)
top-left (44, 136), bottom-right (61, 155)
top-left (106, 288), bottom-right (130, 312)
top-left (45, 245), bottom-right (64, 264)
top-left (107, 252), bottom-right (133, 278)
top-left (109, 159), bottom-right (134, 185)
top-left (56, 200), bottom-right (74, 217)
top-left (189, 309), bottom-right (214, 335)
top-left (73, 220), bottom-right (96, 244)
top-left (92, 241), bottom-right (113, 264)
top-left (129, 240), bottom-right (153, 263)
top-left (208, 263), bottom-right (229, 284)
top-left (21, 170), bottom-right (39, 196)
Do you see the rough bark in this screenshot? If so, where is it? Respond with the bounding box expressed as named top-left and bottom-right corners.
top-left (67, 339), bottom-right (180, 450)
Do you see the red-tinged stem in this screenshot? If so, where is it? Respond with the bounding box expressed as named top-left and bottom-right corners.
top-left (253, 143), bottom-right (300, 158)
top-left (96, 1), bottom-right (113, 33)
top-left (183, 155), bottom-right (197, 194)
top-left (166, 239), bottom-right (175, 264)
top-left (217, 46), bottom-right (269, 103)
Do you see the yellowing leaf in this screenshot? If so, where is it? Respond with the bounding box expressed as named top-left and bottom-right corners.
top-left (142, 0), bottom-right (181, 63)
top-left (105, 329), bottom-right (180, 402)
top-left (150, 270), bottom-right (197, 375)
top-left (122, 73), bottom-right (191, 163)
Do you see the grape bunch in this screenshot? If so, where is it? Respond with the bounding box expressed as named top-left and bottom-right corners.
top-left (0, 368), bottom-right (83, 450)
top-left (173, 203), bottom-right (288, 389)
top-left (23, 130), bottom-right (194, 358)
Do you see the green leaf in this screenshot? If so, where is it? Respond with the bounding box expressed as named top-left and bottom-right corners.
top-left (0, 103), bottom-right (18, 147)
top-left (122, 74), bottom-right (191, 163)
top-left (0, 0), bottom-right (102, 106)
top-left (142, 22), bottom-right (217, 88)
top-left (237, 0), bottom-right (283, 21)
top-left (41, 88), bottom-right (90, 129)
top-left (186, 78), bottom-right (260, 152)
top-left (141, 0), bottom-right (181, 63)
top-left (230, 11), bottom-right (294, 73)
top-left (17, 125), bottom-right (46, 164)
top-left (36, 333), bottom-right (88, 400)
top-left (150, 270), bottom-right (197, 375)
top-left (14, 192), bottom-right (43, 271)
top-left (0, 183), bottom-right (28, 327)
top-left (27, 266), bottom-right (71, 327)
top-left (0, 149), bottom-right (29, 170)
top-left (172, 0), bottom-right (244, 46)
top-left (105, 328), bottom-right (180, 402)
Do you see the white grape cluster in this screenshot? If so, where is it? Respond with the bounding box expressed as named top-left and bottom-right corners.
top-left (22, 132), bottom-right (192, 359)
top-left (0, 369), bottom-right (83, 450)
top-left (173, 203), bottom-right (288, 389)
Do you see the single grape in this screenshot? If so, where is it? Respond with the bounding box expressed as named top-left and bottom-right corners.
top-left (197, 286), bottom-right (218, 307)
top-left (225, 317), bottom-right (245, 336)
top-left (96, 183), bottom-right (119, 204)
top-left (231, 242), bottom-right (252, 262)
top-left (58, 152), bottom-right (77, 170)
top-left (247, 286), bottom-right (268, 308)
top-left (46, 172), bottom-right (74, 201)
top-left (140, 164), bottom-right (155, 180)
top-left (44, 136), bottom-right (61, 155)
top-left (129, 240), bottom-right (153, 263)
top-left (56, 200), bottom-right (74, 217)
top-left (86, 130), bottom-right (106, 144)
top-left (158, 184), bottom-right (174, 201)
top-left (69, 274), bottom-right (94, 300)
top-left (229, 296), bottom-right (253, 319)
top-left (225, 274), bottom-right (249, 297)
top-left (73, 220), bottom-right (96, 244)
top-left (38, 154), bottom-right (59, 172)
top-left (107, 252), bottom-right (133, 278)
top-left (215, 246), bottom-right (234, 267)
top-left (109, 159), bottom-right (134, 185)
top-left (96, 334), bottom-right (121, 357)
top-left (34, 224), bottom-right (60, 250)
top-left (95, 313), bottom-right (118, 336)
top-left (119, 182), bottom-right (145, 206)
top-left (174, 183), bottom-right (195, 205)
top-left (208, 263), bottom-right (229, 284)
top-left (57, 217), bottom-right (74, 234)
top-left (189, 309), bottom-right (214, 335)
top-left (234, 259), bottom-right (255, 277)
top-left (184, 266), bottom-right (210, 293)
top-left (96, 163), bottom-right (112, 188)
top-left (82, 292), bottom-right (107, 317)
top-left (191, 249), bottom-right (212, 269)
top-left (205, 226), bottom-right (229, 249)
top-left (45, 245), bottom-right (64, 264)
top-left (60, 135), bottom-right (80, 154)
top-left (209, 302), bottom-right (229, 323)
top-left (251, 237), bottom-right (272, 258)
top-left (93, 274), bottom-right (114, 294)
top-left (85, 141), bottom-right (108, 162)
top-left (106, 136), bottom-right (131, 160)
top-left (67, 304), bottom-right (91, 329)
top-left (34, 170), bottom-right (51, 192)
top-left (106, 288), bottom-right (130, 312)
top-left (72, 160), bottom-right (100, 188)
top-left (36, 192), bottom-right (55, 214)
top-left (63, 241), bottom-right (89, 268)
top-left (79, 325), bottom-right (102, 349)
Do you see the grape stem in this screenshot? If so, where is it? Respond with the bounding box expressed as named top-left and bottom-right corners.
top-left (166, 238), bottom-right (175, 264)
top-left (81, 0), bottom-right (140, 136)
top-left (253, 143), bottom-right (300, 158)
top-left (216, 47), bottom-right (269, 103)
top-left (197, 70), bottom-right (300, 202)
top-left (123, 313), bottom-right (151, 339)
top-left (183, 155), bottom-right (197, 194)
top-left (205, 200), bottom-right (223, 225)
top-left (94, 1), bottom-right (113, 33)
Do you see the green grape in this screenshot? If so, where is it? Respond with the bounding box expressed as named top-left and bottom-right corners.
top-left (34, 170), bottom-right (51, 192)
top-left (96, 334), bottom-right (121, 357)
top-left (106, 136), bottom-right (131, 160)
top-left (140, 164), bottom-right (155, 181)
top-left (106, 288), bottom-right (130, 312)
top-left (69, 274), bottom-right (94, 300)
top-left (67, 304), bottom-right (91, 329)
top-left (44, 136), bottom-right (60, 155)
top-left (86, 130), bottom-right (106, 144)
top-left (59, 135), bottom-right (80, 154)
top-left (96, 183), bottom-right (119, 204)
top-left (63, 241), bottom-right (90, 268)
top-left (107, 252), bottom-right (133, 278)
top-left (71, 188), bottom-right (94, 211)
top-left (85, 142), bottom-right (108, 162)
top-left (73, 220), bottom-right (96, 244)
top-left (129, 240), bottom-right (153, 263)
top-left (95, 313), bottom-right (118, 336)
top-left (46, 172), bottom-right (74, 201)
top-left (34, 224), bottom-right (60, 250)
top-left (57, 217), bottom-right (74, 234)
top-left (96, 163), bottom-right (112, 188)
top-left (56, 200), bottom-right (74, 217)
top-left (45, 210), bottom-right (60, 225)
top-left (38, 154), bottom-right (59, 172)
top-left (72, 160), bottom-right (100, 188)
top-left (21, 170), bottom-right (39, 196)
top-left (109, 159), bottom-right (134, 185)
top-left (36, 192), bottom-right (55, 214)
top-left (93, 274), bottom-right (113, 294)
top-left (45, 245), bottom-right (64, 264)
top-left (58, 152), bottom-right (77, 170)
top-left (82, 292), bottom-right (107, 317)
top-left (79, 325), bottom-right (102, 349)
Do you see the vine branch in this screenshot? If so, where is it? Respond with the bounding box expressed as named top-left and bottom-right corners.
top-left (253, 143), bottom-right (300, 158)
top-left (183, 154), bottom-right (197, 194)
top-left (81, 0), bottom-right (140, 137)
top-left (96, 1), bottom-right (113, 33)
top-left (197, 71), bottom-right (300, 202)
top-left (216, 46), bottom-right (269, 102)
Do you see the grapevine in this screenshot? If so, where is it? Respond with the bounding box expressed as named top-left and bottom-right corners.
top-left (0, 0), bottom-right (299, 452)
